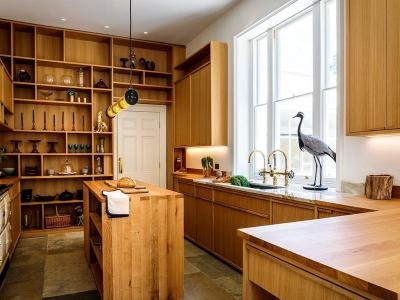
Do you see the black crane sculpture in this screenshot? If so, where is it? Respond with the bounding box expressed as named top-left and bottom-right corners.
top-left (293, 112), bottom-right (336, 190)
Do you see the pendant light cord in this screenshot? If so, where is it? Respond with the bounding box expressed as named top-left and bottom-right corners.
top-left (129, 0), bottom-right (133, 87)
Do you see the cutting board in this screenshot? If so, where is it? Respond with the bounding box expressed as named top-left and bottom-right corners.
top-left (105, 180), bottom-right (149, 194)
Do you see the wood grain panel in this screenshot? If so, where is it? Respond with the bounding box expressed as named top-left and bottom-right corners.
top-left (347, 0), bottom-right (387, 133)
top-left (178, 180), bottom-right (194, 196)
top-left (195, 198), bottom-right (213, 250)
top-left (271, 201), bottom-right (315, 224)
top-left (195, 184), bottom-right (213, 201)
top-left (174, 76), bottom-right (191, 147)
top-left (184, 195), bottom-right (196, 240)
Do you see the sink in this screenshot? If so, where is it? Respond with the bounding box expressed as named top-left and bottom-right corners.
top-left (249, 182), bottom-right (284, 190)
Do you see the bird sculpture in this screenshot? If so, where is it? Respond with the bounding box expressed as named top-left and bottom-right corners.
top-left (293, 112), bottom-right (336, 190)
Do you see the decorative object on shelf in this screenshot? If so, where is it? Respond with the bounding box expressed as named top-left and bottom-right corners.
top-left (201, 156), bottom-right (214, 178)
top-left (61, 74), bottom-right (73, 86)
top-left (365, 175), bottom-right (393, 200)
top-left (96, 156), bottom-right (103, 174)
top-left (43, 111), bottom-right (47, 130)
top-left (47, 169), bottom-right (55, 176)
top-left (2, 167), bottom-right (15, 176)
top-left (94, 78), bottom-right (108, 89)
top-left (68, 144), bottom-right (73, 153)
top-left (59, 190), bottom-right (74, 201)
top-left (67, 89), bottom-right (77, 102)
top-left (16, 69), bottom-right (31, 82)
top-left (24, 166), bottom-right (39, 176)
top-left (45, 206), bottom-right (72, 229)
top-left (61, 111), bottom-right (65, 131)
top-left (139, 57), bottom-right (146, 69)
top-left (82, 166), bottom-right (89, 175)
top-left (72, 112), bottom-right (75, 131)
top-left (20, 112), bottom-right (24, 130)
top-left (80, 144), bottom-right (85, 153)
top-left (53, 114), bottom-right (56, 131)
top-left (120, 57), bottom-right (129, 68)
top-left (96, 137), bottom-right (105, 153)
top-left (48, 141), bottom-right (58, 153)
top-left (83, 97), bottom-right (87, 103)
top-left (77, 97), bottom-right (81, 103)
top-left (29, 139), bottom-right (41, 153)
top-left (34, 194), bottom-right (56, 202)
top-left (293, 112), bottom-right (336, 191)
top-left (59, 158), bottom-right (76, 175)
top-left (139, 58), bottom-right (155, 71)
top-left (32, 109), bottom-right (35, 130)
top-left (85, 144), bottom-right (91, 152)
top-left (21, 188), bottom-right (33, 202)
top-left (106, 0), bottom-right (139, 118)
top-left (82, 115), bottom-right (85, 131)
top-left (10, 140), bottom-right (21, 153)
top-left (73, 144), bottom-right (79, 153)
top-left (95, 111), bottom-right (108, 132)
top-left (40, 90), bottom-right (53, 100)
top-left (77, 68), bottom-right (85, 87)
top-left (43, 74), bottom-right (55, 85)
top-left (23, 214), bottom-right (31, 229)
top-left (74, 205), bottom-right (84, 226)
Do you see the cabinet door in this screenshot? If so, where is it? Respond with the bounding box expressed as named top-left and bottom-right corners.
top-left (195, 198), bottom-right (213, 250)
top-left (272, 202), bottom-right (315, 224)
top-left (387, 0), bottom-right (400, 129)
top-left (184, 195), bottom-right (196, 240)
top-left (190, 64), bottom-right (211, 146)
top-left (347, 0), bottom-right (386, 133)
top-left (214, 204), bottom-right (269, 269)
top-left (174, 77), bottom-right (191, 147)
top-left (10, 196), bottom-right (20, 253)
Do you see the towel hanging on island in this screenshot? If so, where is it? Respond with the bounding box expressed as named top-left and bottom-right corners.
top-left (102, 190), bottom-right (130, 218)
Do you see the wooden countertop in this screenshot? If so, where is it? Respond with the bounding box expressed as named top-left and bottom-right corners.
top-left (0, 176), bottom-right (19, 186)
top-left (238, 209), bottom-right (400, 299)
top-left (84, 180), bottom-right (181, 203)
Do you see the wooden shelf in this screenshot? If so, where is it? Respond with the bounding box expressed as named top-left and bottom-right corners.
top-left (37, 83), bottom-right (92, 91)
top-left (21, 226), bottom-right (83, 237)
top-left (113, 67), bottom-right (172, 77)
top-left (90, 213), bottom-right (102, 236)
top-left (113, 82), bottom-right (172, 90)
top-left (0, 122), bottom-right (13, 132)
top-left (21, 175), bottom-right (95, 179)
top-left (90, 238), bottom-right (103, 269)
top-left (13, 81), bottom-right (35, 86)
top-left (90, 262), bottom-right (103, 298)
top-left (14, 98), bottom-right (92, 106)
top-left (21, 199), bottom-right (83, 206)
top-left (93, 88), bottom-right (112, 93)
top-left (13, 129), bottom-right (91, 134)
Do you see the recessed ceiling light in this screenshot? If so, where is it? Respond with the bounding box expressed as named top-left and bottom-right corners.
top-left (143, 31), bottom-right (148, 35)
top-left (60, 18), bottom-right (67, 22)
top-left (104, 25), bottom-right (110, 29)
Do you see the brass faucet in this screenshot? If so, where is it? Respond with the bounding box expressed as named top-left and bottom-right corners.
top-left (266, 150), bottom-right (294, 186)
top-left (248, 150), bottom-right (268, 183)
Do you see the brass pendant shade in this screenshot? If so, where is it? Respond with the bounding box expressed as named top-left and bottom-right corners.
top-left (106, 88), bottom-right (139, 118)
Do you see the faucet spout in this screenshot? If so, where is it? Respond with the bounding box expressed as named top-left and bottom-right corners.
top-left (266, 150), bottom-right (293, 186)
top-left (248, 150), bottom-right (268, 183)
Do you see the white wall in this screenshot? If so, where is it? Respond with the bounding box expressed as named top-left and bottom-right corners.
top-left (185, 0), bottom-right (400, 186)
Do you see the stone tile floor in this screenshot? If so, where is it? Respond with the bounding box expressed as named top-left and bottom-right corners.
top-left (0, 232), bottom-right (242, 299)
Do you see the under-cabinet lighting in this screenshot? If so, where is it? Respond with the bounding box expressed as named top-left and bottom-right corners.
top-left (60, 18), bottom-right (66, 22)
top-left (143, 31), bottom-right (148, 35)
top-left (104, 25), bottom-right (110, 29)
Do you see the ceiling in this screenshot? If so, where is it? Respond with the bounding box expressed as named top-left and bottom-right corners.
top-left (0, 0), bottom-right (240, 45)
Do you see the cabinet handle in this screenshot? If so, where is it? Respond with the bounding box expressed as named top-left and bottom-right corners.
top-left (118, 157), bottom-right (123, 174)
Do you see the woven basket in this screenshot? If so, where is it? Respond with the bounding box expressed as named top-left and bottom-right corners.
top-left (45, 206), bottom-right (71, 228)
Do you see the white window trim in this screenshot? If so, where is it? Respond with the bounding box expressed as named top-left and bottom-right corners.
top-left (245, 0), bottom-right (338, 187)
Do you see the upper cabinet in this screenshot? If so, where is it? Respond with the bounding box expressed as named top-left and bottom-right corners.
top-left (174, 41), bottom-right (227, 147)
top-left (347, 0), bottom-right (400, 135)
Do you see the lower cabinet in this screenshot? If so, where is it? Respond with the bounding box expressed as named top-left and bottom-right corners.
top-left (272, 201), bottom-right (315, 224)
top-left (195, 198), bottom-right (213, 250)
top-left (214, 204), bottom-right (269, 269)
top-left (184, 195), bottom-right (197, 240)
top-left (317, 207), bottom-right (351, 219)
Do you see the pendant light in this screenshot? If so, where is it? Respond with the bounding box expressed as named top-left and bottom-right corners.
top-left (106, 0), bottom-right (139, 118)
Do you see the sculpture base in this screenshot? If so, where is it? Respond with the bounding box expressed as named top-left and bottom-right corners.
top-left (303, 185), bottom-right (328, 191)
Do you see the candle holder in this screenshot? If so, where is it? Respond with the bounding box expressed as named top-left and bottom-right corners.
top-left (10, 140), bottom-right (22, 153)
top-left (47, 141), bottom-right (58, 153)
top-left (29, 140), bottom-right (41, 153)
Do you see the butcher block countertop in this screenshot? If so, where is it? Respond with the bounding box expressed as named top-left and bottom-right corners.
top-left (0, 176), bottom-right (19, 186)
top-left (239, 208), bottom-right (400, 299)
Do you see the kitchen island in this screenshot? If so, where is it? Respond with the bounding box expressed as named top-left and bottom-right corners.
top-left (83, 180), bottom-right (184, 300)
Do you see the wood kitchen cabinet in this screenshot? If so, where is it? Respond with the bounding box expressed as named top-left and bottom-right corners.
top-left (174, 76), bottom-right (191, 146)
top-left (174, 41), bottom-right (227, 146)
top-left (347, 0), bottom-right (400, 135)
top-left (272, 201), bottom-right (315, 224)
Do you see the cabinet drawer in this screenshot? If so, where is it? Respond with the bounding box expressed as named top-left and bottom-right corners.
top-left (246, 245), bottom-right (363, 299)
top-left (214, 189), bottom-right (269, 216)
top-left (195, 185), bottom-right (212, 201)
top-left (317, 207), bottom-right (352, 219)
top-left (178, 181), bottom-right (194, 196)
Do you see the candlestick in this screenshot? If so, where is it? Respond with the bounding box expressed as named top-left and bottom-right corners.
top-left (82, 115), bottom-right (85, 131)
top-left (43, 111), bottom-right (47, 130)
top-left (32, 110), bottom-right (35, 130)
top-left (21, 112), bottom-right (24, 130)
top-left (61, 112), bottom-right (65, 131)
top-left (72, 112), bottom-right (75, 131)
top-left (53, 114), bottom-right (56, 131)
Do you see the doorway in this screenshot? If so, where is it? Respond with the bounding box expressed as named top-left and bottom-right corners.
top-left (114, 104), bottom-right (166, 187)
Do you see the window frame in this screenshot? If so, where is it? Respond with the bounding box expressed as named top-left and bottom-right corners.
top-left (249, 0), bottom-right (337, 186)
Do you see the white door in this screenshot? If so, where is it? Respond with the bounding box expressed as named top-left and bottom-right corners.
top-left (115, 105), bottom-right (166, 187)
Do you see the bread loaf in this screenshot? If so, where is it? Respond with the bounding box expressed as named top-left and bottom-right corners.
top-left (117, 177), bottom-right (136, 188)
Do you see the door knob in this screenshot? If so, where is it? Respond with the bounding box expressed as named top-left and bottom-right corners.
top-left (118, 157), bottom-right (123, 174)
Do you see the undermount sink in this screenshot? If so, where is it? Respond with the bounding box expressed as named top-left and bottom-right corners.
top-left (248, 182), bottom-right (285, 190)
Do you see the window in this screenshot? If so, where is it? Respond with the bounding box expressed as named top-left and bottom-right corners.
top-left (250, 0), bottom-right (337, 184)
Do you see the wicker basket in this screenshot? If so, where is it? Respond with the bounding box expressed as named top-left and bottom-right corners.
top-left (45, 206), bottom-right (71, 228)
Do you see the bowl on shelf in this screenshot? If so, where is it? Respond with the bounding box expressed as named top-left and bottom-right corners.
top-left (34, 195), bottom-right (56, 202)
top-left (2, 167), bottom-right (15, 176)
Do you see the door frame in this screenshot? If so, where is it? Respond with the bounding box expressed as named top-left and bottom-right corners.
top-left (113, 104), bottom-right (167, 188)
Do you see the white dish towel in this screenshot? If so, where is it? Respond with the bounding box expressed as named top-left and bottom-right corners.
top-left (102, 190), bottom-right (130, 217)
